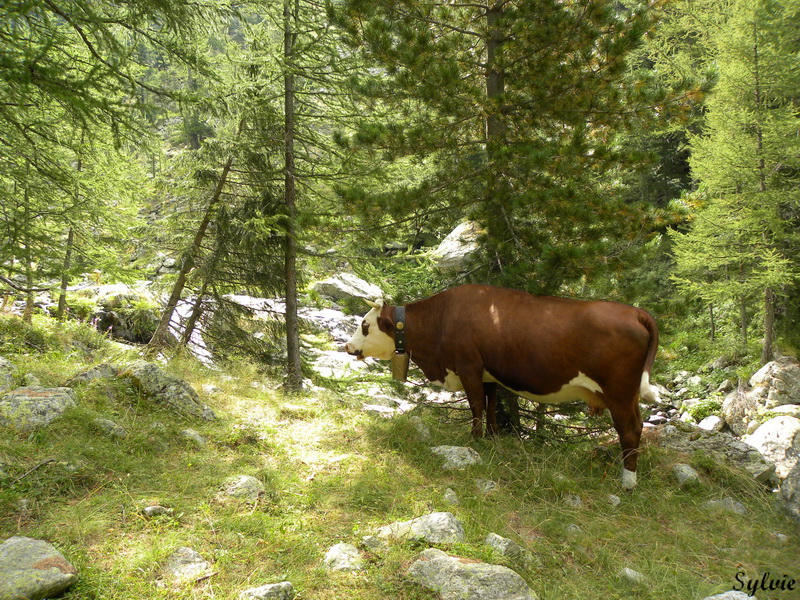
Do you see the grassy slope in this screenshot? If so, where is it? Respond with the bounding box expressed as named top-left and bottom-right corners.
top-left (1, 317), bottom-right (798, 600)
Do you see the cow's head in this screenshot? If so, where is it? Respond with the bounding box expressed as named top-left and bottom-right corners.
top-left (344, 299), bottom-right (395, 360)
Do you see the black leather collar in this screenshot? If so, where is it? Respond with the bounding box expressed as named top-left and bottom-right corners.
top-left (393, 306), bottom-right (407, 353)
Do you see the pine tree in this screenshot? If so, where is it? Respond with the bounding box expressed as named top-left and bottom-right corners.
top-left (332, 0), bottom-right (666, 294)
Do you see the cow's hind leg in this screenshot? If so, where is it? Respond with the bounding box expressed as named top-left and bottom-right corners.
top-left (460, 372), bottom-right (488, 438)
top-left (484, 382), bottom-right (499, 437)
top-left (608, 398), bottom-right (643, 491)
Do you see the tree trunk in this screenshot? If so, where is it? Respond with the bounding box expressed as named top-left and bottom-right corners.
top-left (739, 294), bottom-right (748, 347)
top-left (22, 164), bottom-right (33, 324)
top-left (709, 302), bottom-right (715, 341)
top-left (55, 228), bottom-right (74, 321)
top-left (485, 1), bottom-right (518, 419)
top-left (146, 156), bottom-right (234, 356)
top-left (762, 287), bottom-right (776, 364)
top-left (283, 0), bottom-right (303, 392)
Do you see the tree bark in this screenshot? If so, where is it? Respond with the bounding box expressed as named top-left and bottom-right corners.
top-left (55, 228), bottom-right (74, 321)
top-left (146, 156), bottom-right (234, 356)
top-left (283, 0), bottom-right (303, 392)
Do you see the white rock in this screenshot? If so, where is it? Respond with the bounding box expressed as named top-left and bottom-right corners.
top-left (162, 547), bottom-right (212, 583)
top-left (376, 512), bottom-right (465, 543)
top-left (430, 445), bottom-right (482, 470)
top-left (323, 543), bottom-right (364, 572)
top-left (744, 416), bottom-right (800, 480)
top-left (240, 581), bottom-right (295, 599)
top-left (618, 567), bottom-right (646, 585)
top-left (698, 415), bottom-right (725, 432)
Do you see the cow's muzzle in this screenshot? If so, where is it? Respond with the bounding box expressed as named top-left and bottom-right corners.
top-left (342, 344), bottom-right (364, 360)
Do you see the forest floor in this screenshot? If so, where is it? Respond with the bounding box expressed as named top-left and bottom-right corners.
top-left (1, 314), bottom-right (799, 600)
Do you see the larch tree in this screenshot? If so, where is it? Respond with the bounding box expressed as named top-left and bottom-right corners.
top-left (669, 0), bottom-right (800, 362)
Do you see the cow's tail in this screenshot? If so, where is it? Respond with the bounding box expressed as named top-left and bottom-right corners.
top-left (638, 309), bottom-right (659, 404)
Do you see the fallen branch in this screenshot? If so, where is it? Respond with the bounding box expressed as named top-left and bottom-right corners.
top-left (11, 458), bottom-right (56, 486)
top-left (0, 275), bottom-right (54, 294)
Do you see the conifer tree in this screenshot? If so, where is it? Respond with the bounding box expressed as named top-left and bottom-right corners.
top-left (332, 0), bottom-right (667, 294)
top-left (669, 0), bottom-right (800, 362)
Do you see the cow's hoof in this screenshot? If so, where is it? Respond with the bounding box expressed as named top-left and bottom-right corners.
top-left (621, 468), bottom-right (637, 491)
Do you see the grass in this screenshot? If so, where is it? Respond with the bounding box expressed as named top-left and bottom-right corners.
top-left (1, 315), bottom-right (799, 599)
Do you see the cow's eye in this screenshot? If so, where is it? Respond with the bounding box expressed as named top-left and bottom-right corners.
top-left (361, 321), bottom-right (369, 336)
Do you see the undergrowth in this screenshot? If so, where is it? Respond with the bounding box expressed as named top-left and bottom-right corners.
top-left (0, 315), bottom-right (798, 599)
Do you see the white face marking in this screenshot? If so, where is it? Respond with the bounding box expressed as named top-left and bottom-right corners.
top-left (344, 305), bottom-right (395, 360)
top-left (483, 370), bottom-right (605, 406)
top-left (621, 468), bottom-right (637, 491)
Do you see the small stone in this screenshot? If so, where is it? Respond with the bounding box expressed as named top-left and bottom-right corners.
top-left (698, 415), bottom-right (725, 432)
top-left (376, 512), bottom-right (465, 544)
top-left (93, 417), bottom-right (128, 439)
top-left (565, 524), bottom-right (582, 535)
top-left (323, 543), bottom-right (364, 572)
top-left (563, 494), bottom-right (582, 508)
top-left (179, 428), bottom-right (206, 447)
top-left (223, 475), bottom-right (265, 501)
top-left (162, 547), bottom-right (212, 583)
top-left (430, 445), bottom-right (482, 470)
top-left (360, 535), bottom-right (387, 551)
top-left (700, 592), bottom-right (754, 600)
top-left (408, 416), bottom-right (431, 440)
top-left (607, 494), bottom-right (621, 507)
top-left (703, 497), bottom-right (748, 516)
top-left (143, 505), bottom-right (173, 517)
top-left (475, 479), bottom-right (497, 494)
top-left (618, 567), bottom-right (646, 585)
top-left (240, 581), bottom-right (295, 600)
top-left (673, 463), bottom-right (701, 486)
top-left (443, 488), bottom-right (459, 506)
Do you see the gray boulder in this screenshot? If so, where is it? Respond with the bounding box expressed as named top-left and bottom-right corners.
top-left (658, 423), bottom-right (776, 484)
top-left (121, 361), bottom-right (215, 421)
top-left (0, 536), bottom-right (78, 600)
top-left (702, 592), bottom-right (755, 600)
top-left (0, 387), bottom-right (76, 431)
top-left (68, 363), bottom-right (119, 385)
top-left (408, 548), bottom-right (538, 600)
top-left (721, 391), bottom-right (759, 436)
top-left (780, 462), bottom-right (800, 524)
top-left (431, 446), bottom-right (482, 470)
top-left (312, 273), bottom-right (383, 303)
top-left (0, 357), bottom-right (16, 393)
top-left (430, 222), bottom-right (482, 272)
top-left (377, 512), bottom-right (465, 544)
top-left (744, 416), bottom-right (800, 480)
top-left (240, 581), bottom-right (295, 599)
top-left (749, 357), bottom-right (800, 409)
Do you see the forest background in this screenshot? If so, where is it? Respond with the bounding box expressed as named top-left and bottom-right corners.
top-left (1, 0), bottom-right (799, 388)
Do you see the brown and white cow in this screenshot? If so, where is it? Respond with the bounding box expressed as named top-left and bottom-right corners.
top-left (344, 284), bottom-right (659, 490)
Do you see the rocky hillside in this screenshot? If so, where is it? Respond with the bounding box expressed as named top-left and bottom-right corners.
top-left (1, 288), bottom-right (799, 599)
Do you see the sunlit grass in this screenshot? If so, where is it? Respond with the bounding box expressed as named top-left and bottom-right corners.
top-left (1, 316), bottom-right (798, 599)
